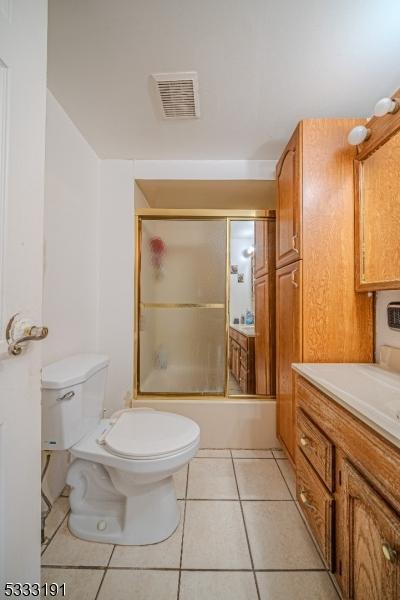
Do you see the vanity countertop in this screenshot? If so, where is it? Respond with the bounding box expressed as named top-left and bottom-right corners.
top-left (292, 363), bottom-right (400, 449)
top-left (230, 324), bottom-right (255, 337)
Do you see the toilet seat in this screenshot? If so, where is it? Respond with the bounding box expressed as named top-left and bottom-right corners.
top-left (101, 410), bottom-right (200, 460)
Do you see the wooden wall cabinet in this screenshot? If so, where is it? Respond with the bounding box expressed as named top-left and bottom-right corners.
top-left (276, 120), bottom-right (374, 463)
top-left (354, 88), bottom-right (400, 291)
top-left (295, 375), bottom-right (400, 600)
top-left (255, 219), bottom-right (276, 278)
top-left (254, 217), bottom-right (276, 396)
top-left (276, 129), bottom-right (301, 268)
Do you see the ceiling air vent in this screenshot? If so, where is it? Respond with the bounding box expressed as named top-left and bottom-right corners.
top-left (152, 72), bottom-right (200, 119)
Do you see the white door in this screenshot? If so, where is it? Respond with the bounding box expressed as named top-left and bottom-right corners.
top-left (0, 0), bottom-right (47, 585)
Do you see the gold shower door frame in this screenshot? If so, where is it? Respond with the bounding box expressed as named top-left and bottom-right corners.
top-left (134, 209), bottom-right (274, 399)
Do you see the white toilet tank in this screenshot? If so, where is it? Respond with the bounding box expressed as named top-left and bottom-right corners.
top-left (42, 354), bottom-right (109, 451)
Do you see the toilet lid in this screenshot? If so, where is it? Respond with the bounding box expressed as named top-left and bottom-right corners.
top-left (103, 410), bottom-right (200, 459)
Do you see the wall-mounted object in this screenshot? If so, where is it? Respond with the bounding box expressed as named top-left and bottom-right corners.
top-left (6, 313), bottom-right (48, 356)
top-left (387, 303), bottom-right (400, 331)
top-left (353, 88), bottom-right (400, 291)
top-left (242, 246), bottom-right (254, 258)
top-left (374, 97), bottom-right (399, 117)
top-left (347, 125), bottom-right (371, 146)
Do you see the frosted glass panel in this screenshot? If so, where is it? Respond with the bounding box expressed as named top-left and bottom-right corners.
top-left (141, 219), bottom-right (226, 304)
top-left (138, 218), bottom-right (227, 394)
top-left (139, 307), bottom-right (226, 393)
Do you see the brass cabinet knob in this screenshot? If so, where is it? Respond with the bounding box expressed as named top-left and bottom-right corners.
top-left (382, 542), bottom-right (397, 564)
top-left (300, 434), bottom-right (309, 447)
top-left (299, 490), bottom-right (315, 511)
top-left (291, 269), bottom-right (299, 288)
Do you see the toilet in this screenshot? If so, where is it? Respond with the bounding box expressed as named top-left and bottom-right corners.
top-left (41, 354), bottom-right (200, 545)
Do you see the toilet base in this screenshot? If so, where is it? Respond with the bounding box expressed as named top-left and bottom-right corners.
top-left (67, 459), bottom-right (181, 545)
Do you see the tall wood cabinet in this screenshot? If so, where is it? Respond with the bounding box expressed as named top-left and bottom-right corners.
top-left (254, 217), bottom-right (276, 396)
top-left (276, 120), bottom-right (374, 462)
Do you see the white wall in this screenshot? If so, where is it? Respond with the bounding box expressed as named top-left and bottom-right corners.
top-left (43, 91), bottom-right (100, 365)
top-left (43, 91), bottom-right (101, 501)
top-left (230, 236), bottom-right (254, 324)
top-left (97, 161), bottom-right (136, 412)
top-left (375, 290), bottom-right (400, 358)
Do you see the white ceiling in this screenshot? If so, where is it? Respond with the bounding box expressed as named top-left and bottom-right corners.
top-left (48, 0), bottom-right (400, 160)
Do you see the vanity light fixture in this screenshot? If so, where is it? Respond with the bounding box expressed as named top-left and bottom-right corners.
top-left (243, 246), bottom-right (254, 258)
top-left (347, 125), bottom-right (371, 146)
top-left (374, 97), bottom-right (399, 117)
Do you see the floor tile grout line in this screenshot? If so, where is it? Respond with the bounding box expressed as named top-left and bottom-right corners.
top-left (41, 508), bottom-right (71, 557)
top-left (196, 455), bottom-right (276, 460)
top-left (274, 457), bottom-right (296, 501)
top-left (231, 453), bottom-right (261, 600)
top-left (274, 458), bottom-right (330, 574)
top-left (176, 463), bottom-right (190, 600)
top-left (185, 498), bottom-right (295, 502)
top-left (327, 569), bottom-right (343, 599)
top-left (41, 565), bottom-right (329, 573)
top-left (94, 544), bottom-right (116, 600)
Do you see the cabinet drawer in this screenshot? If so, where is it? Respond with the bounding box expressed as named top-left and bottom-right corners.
top-left (230, 329), bottom-right (239, 343)
top-left (296, 409), bottom-right (334, 492)
top-left (296, 451), bottom-right (334, 569)
top-left (238, 334), bottom-right (248, 351)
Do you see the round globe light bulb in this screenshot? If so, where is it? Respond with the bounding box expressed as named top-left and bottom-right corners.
top-left (243, 246), bottom-right (254, 258)
top-left (374, 97), bottom-right (398, 117)
top-left (347, 125), bottom-right (370, 146)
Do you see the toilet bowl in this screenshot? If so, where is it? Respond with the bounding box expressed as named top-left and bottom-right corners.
top-left (42, 354), bottom-right (200, 545)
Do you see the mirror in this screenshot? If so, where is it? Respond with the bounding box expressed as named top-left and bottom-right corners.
top-left (357, 127), bottom-right (400, 290)
top-left (228, 219), bottom-right (275, 396)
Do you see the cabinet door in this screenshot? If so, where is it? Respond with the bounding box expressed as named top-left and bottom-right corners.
top-left (254, 220), bottom-right (266, 278)
top-left (255, 274), bottom-right (276, 395)
top-left (229, 337), bottom-right (234, 371)
top-left (276, 261), bottom-right (302, 461)
top-left (276, 128), bottom-right (301, 268)
top-left (232, 341), bottom-right (240, 381)
top-left (354, 97), bottom-right (400, 291)
top-left (255, 220), bottom-right (276, 278)
top-left (341, 460), bottom-right (400, 600)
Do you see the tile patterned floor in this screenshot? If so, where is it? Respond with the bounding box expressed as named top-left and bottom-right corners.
top-left (41, 450), bottom-right (340, 599)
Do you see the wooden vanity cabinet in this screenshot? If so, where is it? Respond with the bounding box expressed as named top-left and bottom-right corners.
top-left (295, 374), bottom-right (400, 600)
top-left (276, 120), bottom-right (374, 463)
top-left (341, 459), bottom-right (400, 600)
top-left (229, 328), bottom-right (255, 394)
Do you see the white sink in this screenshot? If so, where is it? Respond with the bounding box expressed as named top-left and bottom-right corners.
top-left (292, 363), bottom-right (400, 447)
top-left (231, 324), bottom-right (255, 336)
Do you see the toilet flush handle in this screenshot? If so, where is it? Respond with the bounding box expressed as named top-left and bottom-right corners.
top-left (57, 391), bottom-right (75, 402)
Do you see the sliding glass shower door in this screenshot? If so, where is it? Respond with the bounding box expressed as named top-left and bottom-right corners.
top-left (138, 218), bottom-right (227, 394)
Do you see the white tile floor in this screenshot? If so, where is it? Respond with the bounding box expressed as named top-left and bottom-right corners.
top-left (41, 450), bottom-right (340, 600)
